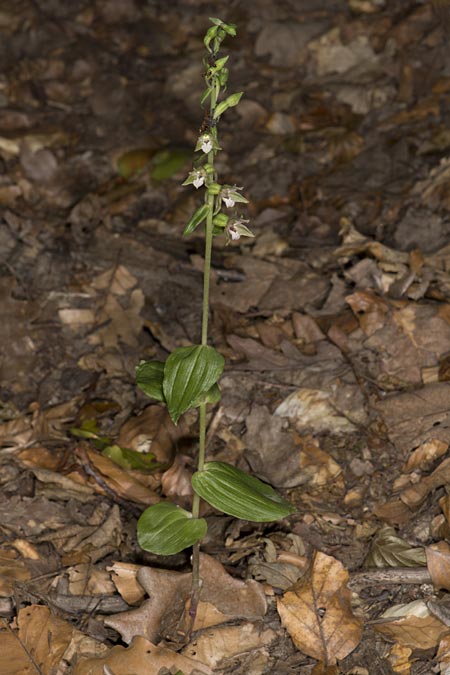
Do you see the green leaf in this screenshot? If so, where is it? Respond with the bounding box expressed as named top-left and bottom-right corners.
top-left (192, 383), bottom-right (221, 407)
top-left (136, 360), bottom-right (165, 402)
top-left (183, 204), bottom-right (211, 236)
top-left (150, 148), bottom-right (191, 181)
top-left (102, 445), bottom-right (164, 472)
top-left (192, 461), bottom-right (296, 522)
top-left (213, 92), bottom-right (243, 119)
top-left (116, 148), bottom-right (153, 178)
top-left (137, 502), bottom-right (207, 555)
top-left (200, 87), bottom-right (212, 105)
top-left (204, 25), bottom-right (218, 52)
top-left (70, 420), bottom-right (112, 451)
top-left (163, 345), bottom-right (224, 424)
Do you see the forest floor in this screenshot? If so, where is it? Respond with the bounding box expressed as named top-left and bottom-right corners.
top-left (2, 1), bottom-right (450, 673)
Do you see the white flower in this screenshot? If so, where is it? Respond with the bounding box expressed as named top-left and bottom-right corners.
top-left (201, 137), bottom-right (213, 153)
top-left (222, 196), bottom-right (235, 208)
top-left (225, 217), bottom-right (254, 244)
top-left (193, 172), bottom-right (204, 188)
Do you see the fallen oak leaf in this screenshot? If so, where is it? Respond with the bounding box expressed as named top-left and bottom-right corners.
top-left (277, 551), bottom-right (362, 666)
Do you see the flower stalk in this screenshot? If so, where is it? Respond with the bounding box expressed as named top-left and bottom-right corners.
top-left (134, 16), bottom-right (294, 644)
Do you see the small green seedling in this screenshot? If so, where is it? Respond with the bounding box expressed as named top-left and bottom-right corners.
top-left (135, 17), bottom-right (295, 628)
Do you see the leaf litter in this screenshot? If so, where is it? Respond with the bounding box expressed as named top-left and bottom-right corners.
top-left (3, 0), bottom-right (450, 673)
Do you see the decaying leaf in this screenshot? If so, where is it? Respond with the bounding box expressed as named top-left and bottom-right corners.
top-left (275, 388), bottom-right (357, 434)
top-left (105, 553), bottom-right (267, 644)
top-left (426, 541), bottom-right (450, 591)
top-left (437, 633), bottom-right (450, 674)
top-left (0, 547), bottom-right (31, 596)
top-left (74, 635), bottom-right (212, 675)
top-left (364, 526), bottom-right (426, 568)
top-left (277, 551), bottom-right (363, 665)
top-left (387, 642), bottom-right (412, 675)
top-left (403, 439), bottom-right (448, 472)
top-left (374, 599), bottom-right (448, 649)
top-left (400, 455), bottom-right (450, 509)
top-left (107, 562), bottom-right (146, 605)
top-left (181, 622), bottom-right (277, 670)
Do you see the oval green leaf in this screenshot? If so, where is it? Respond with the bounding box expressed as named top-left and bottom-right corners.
top-left (137, 502), bottom-right (207, 555)
top-left (192, 383), bottom-right (221, 408)
top-left (192, 461), bottom-right (296, 522)
top-left (183, 204), bottom-right (210, 236)
top-left (163, 345), bottom-right (224, 424)
top-left (136, 360), bottom-right (165, 402)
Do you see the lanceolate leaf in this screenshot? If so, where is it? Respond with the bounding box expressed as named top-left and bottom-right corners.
top-left (163, 345), bottom-right (224, 424)
top-left (213, 92), bottom-right (243, 119)
top-left (192, 461), bottom-right (296, 522)
top-left (137, 502), bottom-right (207, 555)
top-left (102, 445), bottom-right (164, 472)
top-left (183, 204), bottom-right (211, 236)
top-left (136, 360), bottom-right (165, 402)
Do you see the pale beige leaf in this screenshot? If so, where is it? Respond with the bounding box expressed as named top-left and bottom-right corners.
top-left (107, 562), bottom-right (146, 605)
top-left (403, 439), bottom-right (448, 472)
top-left (374, 600), bottom-right (448, 649)
top-left (277, 551), bottom-right (363, 663)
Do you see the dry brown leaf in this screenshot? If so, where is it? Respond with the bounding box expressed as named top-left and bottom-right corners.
top-left (277, 551), bottom-right (363, 665)
top-left (0, 630), bottom-right (36, 675)
top-left (17, 605), bottom-right (74, 672)
top-left (311, 664), bottom-right (340, 675)
top-left (372, 499), bottom-right (416, 525)
top-left (400, 456), bottom-right (450, 508)
top-left (374, 599), bottom-right (448, 649)
top-left (426, 541), bottom-right (450, 590)
top-left (68, 447), bottom-right (160, 505)
top-left (108, 562), bottom-right (146, 605)
top-left (375, 383), bottom-right (450, 455)
top-left (118, 405), bottom-right (188, 464)
top-left (105, 554), bottom-right (266, 644)
top-left (388, 643), bottom-right (412, 675)
top-left (403, 439), bottom-right (448, 472)
top-left (243, 404), bottom-right (299, 487)
top-left (74, 635), bottom-right (212, 675)
top-left (0, 547), bottom-right (31, 597)
top-left (346, 290), bottom-right (390, 336)
top-left (182, 622), bottom-right (276, 670)
top-left (87, 265), bottom-right (144, 350)
top-left (160, 454), bottom-right (193, 499)
top-left (437, 633), bottom-right (450, 673)
top-left (68, 564), bottom-right (115, 596)
top-left (275, 388), bottom-right (357, 434)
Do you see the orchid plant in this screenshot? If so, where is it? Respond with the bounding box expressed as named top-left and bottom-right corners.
top-left (135, 17), bottom-right (294, 629)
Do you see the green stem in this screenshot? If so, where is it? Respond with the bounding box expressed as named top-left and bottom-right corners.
top-left (188, 88), bottom-right (218, 639)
